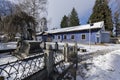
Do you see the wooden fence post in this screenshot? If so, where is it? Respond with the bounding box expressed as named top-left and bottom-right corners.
top-left (44, 44), bottom-right (54, 78)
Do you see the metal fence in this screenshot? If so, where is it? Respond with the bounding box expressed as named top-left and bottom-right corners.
top-left (0, 54), bottom-right (45, 80)
top-left (0, 42), bottom-right (78, 80)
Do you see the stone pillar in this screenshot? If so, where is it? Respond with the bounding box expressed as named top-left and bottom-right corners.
top-left (74, 42), bottom-right (78, 69)
top-left (64, 43), bottom-right (69, 62)
top-left (63, 46), bottom-right (65, 61)
top-left (55, 42), bottom-right (58, 50)
top-left (74, 42), bottom-right (78, 54)
top-left (44, 41), bottom-right (46, 49)
top-left (44, 44), bottom-right (54, 78)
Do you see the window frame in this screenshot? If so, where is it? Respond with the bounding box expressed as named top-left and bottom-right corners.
top-left (53, 36), bottom-right (55, 39)
top-left (64, 35), bottom-right (67, 39)
top-left (71, 35), bottom-right (75, 40)
top-left (58, 35), bottom-right (60, 39)
top-left (81, 34), bottom-right (86, 40)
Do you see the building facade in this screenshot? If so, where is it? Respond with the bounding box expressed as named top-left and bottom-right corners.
top-left (37, 21), bottom-right (110, 44)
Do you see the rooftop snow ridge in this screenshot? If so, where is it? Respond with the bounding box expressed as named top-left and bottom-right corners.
top-left (46, 21), bottom-right (104, 34)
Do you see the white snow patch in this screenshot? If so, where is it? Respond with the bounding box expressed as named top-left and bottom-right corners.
top-left (0, 53), bottom-right (18, 65)
top-left (76, 44), bottom-right (120, 80)
top-left (77, 44), bottom-right (120, 55)
top-left (84, 50), bottom-right (120, 80)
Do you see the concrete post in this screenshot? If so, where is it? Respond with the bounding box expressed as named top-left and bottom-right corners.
top-left (74, 42), bottom-right (78, 69)
top-left (44, 41), bottom-right (46, 49)
top-left (55, 42), bottom-right (58, 50)
top-left (63, 46), bottom-right (65, 61)
top-left (64, 43), bottom-right (69, 62)
top-left (74, 43), bottom-right (78, 53)
top-left (44, 44), bottom-right (54, 78)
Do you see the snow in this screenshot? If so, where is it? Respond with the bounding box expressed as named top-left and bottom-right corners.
top-left (0, 42), bottom-right (17, 65)
top-left (0, 53), bottom-right (18, 65)
top-left (46, 21), bottom-right (104, 34)
top-left (0, 42), bottom-right (17, 50)
top-left (76, 75), bottom-right (84, 80)
top-left (0, 54), bottom-right (45, 80)
top-left (78, 44), bottom-right (120, 54)
top-left (77, 44), bottom-right (120, 80)
top-left (1, 42), bottom-right (120, 80)
top-left (85, 50), bottom-right (120, 80)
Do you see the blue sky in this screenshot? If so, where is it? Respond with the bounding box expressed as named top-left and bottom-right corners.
top-left (9, 0), bottom-right (119, 30)
top-left (48, 0), bottom-right (96, 30)
top-left (9, 0), bottom-right (96, 29)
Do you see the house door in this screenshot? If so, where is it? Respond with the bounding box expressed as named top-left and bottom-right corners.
top-left (96, 37), bottom-right (99, 43)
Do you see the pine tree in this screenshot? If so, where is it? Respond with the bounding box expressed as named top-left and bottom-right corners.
top-left (60, 15), bottom-right (69, 28)
top-left (113, 0), bottom-right (120, 37)
top-left (114, 12), bottom-right (120, 37)
top-left (89, 0), bottom-right (113, 31)
top-left (69, 8), bottom-right (80, 26)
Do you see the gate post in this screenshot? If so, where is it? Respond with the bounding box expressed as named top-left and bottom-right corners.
top-left (74, 42), bottom-right (78, 68)
top-left (64, 43), bottom-right (69, 62)
top-left (71, 43), bottom-right (78, 80)
top-left (44, 44), bottom-right (54, 78)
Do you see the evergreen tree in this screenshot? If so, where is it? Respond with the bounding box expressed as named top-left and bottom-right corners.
top-left (69, 8), bottom-right (80, 26)
top-left (113, 0), bottom-right (120, 37)
top-left (60, 15), bottom-right (68, 28)
top-left (89, 0), bottom-right (113, 31)
top-left (114, 12), bottom-right (120, 37)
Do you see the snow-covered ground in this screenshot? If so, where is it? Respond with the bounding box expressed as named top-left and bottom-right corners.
top-left (78, 43), bottom-right (120, 54)
top-left (0, 42), bottom-right (17, 65)
top-left (77, 44), bottom-right (120, 80)
top-left (85, 50), bottom-right (120, 80)
top-left (0, 53), bottom-right (18, 65)
top-left (1, 42), bottom-right (120, 80)
top-left (0, 42), bottom-right (17, 50)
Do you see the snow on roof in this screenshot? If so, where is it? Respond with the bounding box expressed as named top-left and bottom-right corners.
top-left (46, 21), bottom-right (104, 34)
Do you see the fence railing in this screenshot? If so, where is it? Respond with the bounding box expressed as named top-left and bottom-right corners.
top-left (0, 42), bottom-right (78, 80)
top-left (0, 54), bottom-right (45, 80)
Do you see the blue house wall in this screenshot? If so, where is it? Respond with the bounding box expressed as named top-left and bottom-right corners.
top-left (36, 21), bottom-right (110, 44)
top-left (101, 32), bottom-right (110, 43)
top-left (52, 29), bottom-right (101, 44)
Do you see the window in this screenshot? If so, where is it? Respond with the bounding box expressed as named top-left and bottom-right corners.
top-left (82, 34), bottom-right (86, 40)
top-left (58, 36), bottom-right (60, 39)
top-left (64, 35), bottom-right (67, 39)
top-left (53, 36), bottom-right (55, 39)
top-left (71, 35), bottom-right (74, 39)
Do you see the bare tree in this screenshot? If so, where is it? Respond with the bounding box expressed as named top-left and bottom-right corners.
top-left (0, 0), bottom-right (17, 34)
top-left (18, 0), bottom-right (48, 32)
top-left (1, 11), bottom-right (36, 41)
top-left (0, 0), bottom-right (16, 16)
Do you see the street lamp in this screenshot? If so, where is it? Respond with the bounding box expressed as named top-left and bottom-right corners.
top-left (89, 20), bottom-right (93, 49)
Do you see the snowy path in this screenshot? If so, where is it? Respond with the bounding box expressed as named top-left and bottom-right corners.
top-left (77, 44), bottom-right (120, 80)
top-left (84, 50), bottom-right (120, 80)
top-left (78, 48), bottom-right (118, 62)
